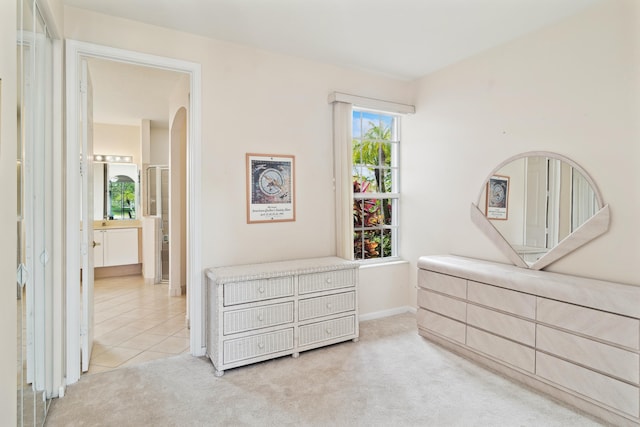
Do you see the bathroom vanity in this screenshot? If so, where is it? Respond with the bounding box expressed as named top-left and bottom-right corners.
top-left (92, 220), bottom-right (141, 277)
top-left (206, 257), bottom-right (359, 376)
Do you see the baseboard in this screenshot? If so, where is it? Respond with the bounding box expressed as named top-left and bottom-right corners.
top-left (359, 306), bottom-right (414, 322)
top-left (94, 264), bottom-right (142, 279)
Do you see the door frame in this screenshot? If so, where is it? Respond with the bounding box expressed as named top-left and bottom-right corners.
top-left (65, 40), bottom-right (203, 385)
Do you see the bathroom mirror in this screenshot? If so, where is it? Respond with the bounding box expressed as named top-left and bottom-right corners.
top-left (470, 151), bottom-right (610, 270)
top-left (94, 162), bottom-right (139, 220)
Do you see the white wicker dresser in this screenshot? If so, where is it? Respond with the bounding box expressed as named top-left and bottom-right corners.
top-left (206, 257), bottom-right (359, 376)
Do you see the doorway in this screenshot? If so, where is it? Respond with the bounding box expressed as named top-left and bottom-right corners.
top-left (86, 58), bottom-right (187, 372)
top-left (65, 40), bottom-right (204, 385)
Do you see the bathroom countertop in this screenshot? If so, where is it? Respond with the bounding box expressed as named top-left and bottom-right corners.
top-left (91, 220), bottom-right (142, 230)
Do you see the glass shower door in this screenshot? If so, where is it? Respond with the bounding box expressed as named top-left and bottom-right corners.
top-left (146, 165), bottom-right (170, 281)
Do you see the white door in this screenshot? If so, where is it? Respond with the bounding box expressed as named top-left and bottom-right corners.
top-left (546, 159), bottom-right (561, 248)
top-left (525, 157), bottom-right (548, 248)
top-left (80, 58), bottom-right (95, 372)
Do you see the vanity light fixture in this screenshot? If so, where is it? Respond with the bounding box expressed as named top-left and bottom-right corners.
top-left (93, 154), bottom-right (133, 163)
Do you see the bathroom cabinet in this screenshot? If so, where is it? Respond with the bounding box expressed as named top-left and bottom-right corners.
top-left (93, 228), bottom-right (139, 267)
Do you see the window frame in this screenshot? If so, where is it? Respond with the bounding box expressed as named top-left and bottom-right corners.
top-left (351, 107), bottom-right (401, 263)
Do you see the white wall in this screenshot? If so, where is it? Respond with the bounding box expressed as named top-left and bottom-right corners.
top-left (0, 1), bottom-right (17, 423)
top-left (93, 122), bottom-right (141, 165)
top-left (402, 0), bottom-right (640, 306)
top-left (150, 126), bottom-right (169, 165)
top-left (63, 6), bottom-right (415, 316)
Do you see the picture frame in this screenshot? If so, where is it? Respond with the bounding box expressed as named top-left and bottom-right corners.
top-left (246, 153), bottom-right (296, 223)
top-left (486, 174), bottom-right (509, 220)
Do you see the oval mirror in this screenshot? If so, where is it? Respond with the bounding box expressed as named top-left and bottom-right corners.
top-left (470, 152), bottom-right (610, 270)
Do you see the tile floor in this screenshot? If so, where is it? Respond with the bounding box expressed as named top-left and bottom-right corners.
top-left (87, 274), bottom-right (188, 375)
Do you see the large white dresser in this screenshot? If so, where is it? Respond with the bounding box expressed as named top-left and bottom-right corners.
top-left (417, 255), bottom-right (640, 427)
top-left (206, 257), bottom-right (359, 376)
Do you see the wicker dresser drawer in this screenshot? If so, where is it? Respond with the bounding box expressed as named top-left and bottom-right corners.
top-left (298, 291), bottom-right (355, 321)
top-left (223, 302), bottom-right (294, 335)
top-left (298, 315), bottom-right (356, 347)
top-left (223, 328), bottom-right (294, 364)
top-left (298, 270), bottom-right (355, 294)
top-left (223, 276), bottom-right (294, 306)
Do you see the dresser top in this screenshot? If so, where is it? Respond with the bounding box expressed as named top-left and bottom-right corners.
top-left (418, 255), bottom-right (640, 318)
top-left (206, 256), bottom-right (358, 284)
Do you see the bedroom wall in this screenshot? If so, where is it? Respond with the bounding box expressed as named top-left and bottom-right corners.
top-left (402, 0), bottom-right (640, 304)
top-left (63, 6), bottom-right (415, 316)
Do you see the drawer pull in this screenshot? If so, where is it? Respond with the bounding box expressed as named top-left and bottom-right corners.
top-left (326, 303), bottom-right (332, 309)
top-left (258, 286), bottom-right (265, 293)
top-left (326, 328), bottom-right (332, 335)
top-left (326, 278), bottom-right (332, 284)
top-left (258, 342), bottom-right (265, 349)
top-left (258, 314), bottom-right (264, 322)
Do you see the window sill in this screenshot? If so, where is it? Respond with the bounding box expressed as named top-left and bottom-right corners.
top-left (357, 258), bottom-right (408, 269)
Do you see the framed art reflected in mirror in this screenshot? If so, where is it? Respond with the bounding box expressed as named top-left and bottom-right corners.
top-left (486, 175), bottom-right (509, 220)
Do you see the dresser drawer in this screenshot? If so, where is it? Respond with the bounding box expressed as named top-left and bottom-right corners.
top-left (298, 270), bottom-right (355, 294)
top-left (418, 270), bottom-right (466, 299)
top-left (468, 281), bottom-right (535, 319)
top-left (299, 291), bottom-right (355, 321)
top-left (467, 327), bottom-right (535, 373)
top-left (537, 325), bottom-right (639, 384)
top-left (223, 276), bottom-right (294, 306)
top-left (417, 308), bottom-right (466, 344)
top-left (298, 315), bottom-right (356, 347)
top-left (417, 288), bottom-right (466, 322)
top-left (467, 304), bottom-right (535, 347)
top-left (223, 328), bottom-right (294, 364)
top-left (537, 297), bottom-right (639, 350)
top-left (223, 302), bottom-right (294, 335)
top-left (536, 351), bottom-right (640, 417)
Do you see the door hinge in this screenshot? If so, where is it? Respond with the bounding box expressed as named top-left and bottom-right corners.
top-left (16, 263), bottom-right (28, 288)
top-left (80, 79), bottom-right (87, 94)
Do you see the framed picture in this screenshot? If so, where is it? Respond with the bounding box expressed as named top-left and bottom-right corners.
top-left (246, 153), bottom-right (296, 223)
top-left (486, 175), bottom-right (509, 220)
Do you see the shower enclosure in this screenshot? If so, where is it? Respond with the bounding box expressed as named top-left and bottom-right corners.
top-left (146, 165), bottom-right (170, 281)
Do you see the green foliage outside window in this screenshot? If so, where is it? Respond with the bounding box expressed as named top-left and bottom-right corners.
top-left (109, 181), bottom-right (136, 219)
top-left (353, 115), bottom-right (396, 260)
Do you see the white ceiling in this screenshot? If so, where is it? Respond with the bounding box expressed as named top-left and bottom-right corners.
top-left (66, 0), bottom-right (603, 126)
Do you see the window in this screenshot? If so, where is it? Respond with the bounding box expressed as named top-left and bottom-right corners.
top-left (352, 109), bottom-right (400, 260)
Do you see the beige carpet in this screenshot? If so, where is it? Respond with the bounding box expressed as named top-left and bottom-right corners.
top-left (45, 313), bottom-right (603, 426)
